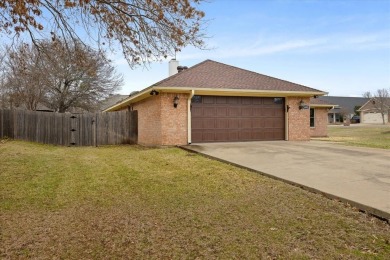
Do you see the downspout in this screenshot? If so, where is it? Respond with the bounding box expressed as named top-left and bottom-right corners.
top-left (187, 90), bottom-right (195, 144)
top-left (285, 97), bottom-right (289, 140)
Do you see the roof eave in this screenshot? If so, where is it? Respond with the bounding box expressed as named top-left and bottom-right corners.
top-left (104, 87), bottom-right (327, 112)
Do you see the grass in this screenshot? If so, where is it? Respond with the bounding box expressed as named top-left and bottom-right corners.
top-left (1, 140), bottom-right (390, 259)
top-left (315, 125), bottom-right (390, 149)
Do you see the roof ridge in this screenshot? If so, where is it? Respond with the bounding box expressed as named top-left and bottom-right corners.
top-left (151, 59), bottom-right (211, 87)
top-left (201, 59), bottom-right (323, 93)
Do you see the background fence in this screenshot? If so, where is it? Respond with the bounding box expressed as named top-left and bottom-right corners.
top-left (0, 109), bottom-right (138, 146)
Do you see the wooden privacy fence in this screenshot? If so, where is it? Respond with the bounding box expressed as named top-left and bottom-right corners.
top-left (0, 109), bottom-right (138, 146)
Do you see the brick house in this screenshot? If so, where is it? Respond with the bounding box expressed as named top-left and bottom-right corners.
top-left (105, 59), bottom-right (331, 145)
top-left (358, 98), bottom-right (390, 124)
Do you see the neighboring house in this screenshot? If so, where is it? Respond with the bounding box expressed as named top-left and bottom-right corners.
top-left (358, 98), bottom-right (390, 124)
top-left (316, 96), bottom-right (369, 124)
top-left (309, 98), bottom-right (336, 137)
top-left (105, 59), bottom-right (329, 146)
top-left (99, 94), bottom-right (129, 111)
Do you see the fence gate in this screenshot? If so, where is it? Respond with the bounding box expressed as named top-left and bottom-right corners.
top-left (70, 115), bottom-right (78, 146)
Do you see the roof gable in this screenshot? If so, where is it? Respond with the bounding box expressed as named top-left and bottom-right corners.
top-left (152, 59), bottom-right (324, 93)
top-left (358, 97), bottom-right (390, 111)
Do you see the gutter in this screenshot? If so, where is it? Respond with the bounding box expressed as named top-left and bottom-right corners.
top-left (104, 86), bottom-right (328, 112)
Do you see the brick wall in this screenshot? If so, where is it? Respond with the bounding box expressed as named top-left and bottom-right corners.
top-left (131, 93), bottom-right (189, 146)
top-left (160, 93), bottom-right (189, 145)
top-left (310, 107), bottom-right (328, 137)
top-left (132, 95), bottom-right (162, 146)
top-left (287, 97), bottom-right (310, 141)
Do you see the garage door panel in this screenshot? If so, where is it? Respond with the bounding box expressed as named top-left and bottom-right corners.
top-left (192, 107), bottom-right (203, 117)
top-left (252, 119), bottom-right (264, 128)
top-left (239, 130), bottom-right (252, 140)
top-left (203, 118), bottom-right (215, 128)
top-left (229, 118), bottom-right (239, 129)
top-left (274, 109), bottom-right (284, 117)
top-left (241, 107), bottom-right (252, 117)
top-left (272, 118), bottom-right (284, 127)
top-left (252, 131), bottom-right (264, 140)
top-left (202, 131), bottom-right (216, 141)
top-left (228, 97), bottom-right (239, 104)
top-left (228, 131), bottom-right (239, 141)
top-left (192, 118), bottom-right (203, 130)
top-left (240, 118), bottom-right (252, 129)
top-left (263, 108), bottom-right (274, 117)
top-left (215, 130), bottom-right (229, 141)
top-left (216, 118), bottom-right (228, 129)
top-left (264, 130), bottom-right (275, 140)
top-left (203, 107), bottom-right (216, 117)
top-left (191, 131), bottom-right (203, 141)
top-left (253, 107), bottom-right (263, 116)
top-left (216, 107), bottom-right (227, 117)
top-left (241, 97), bottom-right (252, 105)
top-left (228, 107), bottom-right (240, 116)
top-left (264, 118), bottom-right (274, 127)
top-left (216, 96), bottom-right (227, 104)
top-left (203, 96), bottom-right (215, 104)
top-left (191, 96), bottom-right (285, 142)
top-left (363, 112), bottom-right (388, 124)
top-left (263, 98), bottom-right (276, 105)
top-left (252, 98), bottom-right (263, 105)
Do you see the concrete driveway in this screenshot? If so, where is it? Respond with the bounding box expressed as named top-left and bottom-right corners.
top-left (183, 141), bottom-right (390, 221)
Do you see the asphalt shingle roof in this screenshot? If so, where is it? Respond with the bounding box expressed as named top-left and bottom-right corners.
top-left (317, 96), bottom-right (370, 113)
top-left (309, 98), bottom-right (335, 106)
top-left (152, 60), bottom-right (324, 93)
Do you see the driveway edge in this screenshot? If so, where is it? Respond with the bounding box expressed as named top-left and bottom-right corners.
top-left (180, 146), bottom-right (390, 223)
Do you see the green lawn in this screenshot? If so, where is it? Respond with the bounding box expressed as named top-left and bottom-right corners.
top-left (316, 125), bottom-right (390, 149)
top-left (1, 140), bottom-right (389, 259)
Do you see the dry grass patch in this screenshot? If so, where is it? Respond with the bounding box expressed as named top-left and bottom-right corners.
top-left (315, 125), bottom-right (390, 149)
top-left (1, 141), bottom-right (389, 259)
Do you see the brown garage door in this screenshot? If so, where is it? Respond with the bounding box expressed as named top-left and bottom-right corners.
top-left (191, 96), bottom-right (285, 143)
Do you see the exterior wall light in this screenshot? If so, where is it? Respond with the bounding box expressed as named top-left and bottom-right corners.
top-left (150, 90), bottom-right (159, 95)
top-left (173, 96), bottom-right (179, 108)
top-left (299, 100), bottom-right (309, 110)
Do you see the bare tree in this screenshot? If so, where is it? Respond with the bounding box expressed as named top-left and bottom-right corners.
top-left (0, 0), bottom-right (206, 67)
top-left (5, 43), bottom-right (47, 110)
top-left (0, 45), bottom-right (11, 109)
top-left (4, 40), bottom-right (123, 112)
top-left (362, 91), bottom-right (371, 98)
top-left (363, 89), bottom-right (390, 125)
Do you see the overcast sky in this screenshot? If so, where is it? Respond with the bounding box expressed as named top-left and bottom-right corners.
top-left (114, 0), bottom-right (390, 97)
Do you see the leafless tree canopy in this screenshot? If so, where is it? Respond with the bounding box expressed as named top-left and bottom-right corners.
top-left (0, 0), bottom-right (206, 67)
top-left (362, 91), bottom-right (371, 99)
top-left (0, 45), bottom-right (10, 109)
top-left (4, 40), bottom-right (123, 112)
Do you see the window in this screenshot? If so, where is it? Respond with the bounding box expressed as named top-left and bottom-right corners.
top-left (310, 108), bottom-right (315, 127)
top-left (273, 97), bottom-right (283, 104)
top-left (191, 95), bottom-right (202, 103)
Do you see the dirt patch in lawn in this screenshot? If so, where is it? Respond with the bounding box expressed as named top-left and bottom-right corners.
top-left (1, 141), bottom-right (389, 258)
